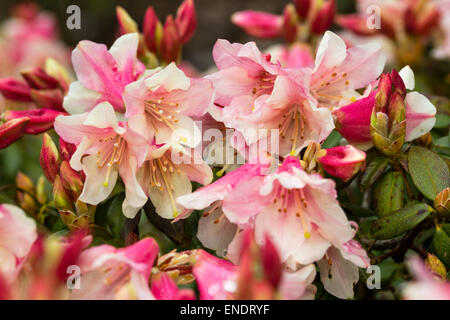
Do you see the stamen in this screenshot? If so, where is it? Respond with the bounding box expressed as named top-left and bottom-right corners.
top-left (294, 189), bottom-right (311, 239)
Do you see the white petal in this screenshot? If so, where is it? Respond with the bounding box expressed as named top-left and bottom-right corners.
top-left (399, 65), bottom-right (415, 90)
top-left (63, 81), bottom-right (102, 114)
top-left (145, 62), bottom-right (190, 92)
top-left (83, 102), bottom-right (125, 134)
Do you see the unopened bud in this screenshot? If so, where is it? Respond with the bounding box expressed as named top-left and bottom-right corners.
top-left (116, 6), bottom-right (139, 35)
top-left (0, 117), bottom-right (29, 149)
top-left (434, 187), bottom-right (450, 218)
top-left (318, 145), bottom-right (366, 181)
top-left (30, 88), bottom-right (64, 112)
top-left (59, 137), bottom-right (77, 162)
top-left (21, 68), bottom-right (59, 90)
top-left (282, 4), bottom-right (298, 43)
top-left (160, 15), bottom-right (181, 64)
top-left (36, 175), bottom-right (47, 205)
top-left (53, 175), bottom-right (73, 211)
top-left (0, 78), bottom-right (32, 101)
top-left (175, 0), bottom-right (197, 44)
top-left (2, 109), bottom-right (65, 134)
top-left (40, 133), bottom-right (60, 183)
top-left (44, 58), bottom-right (72, 92)
top-left (310, 0), bottom-right (336, 35)
top-left (294, 0), bottom-right (311, 19)
top-left (425, 253), bottom-right (447, 280)
top-left (143, 6), bottom-right (162, 53)
top-left (60, 161), bottom-right (83, 201)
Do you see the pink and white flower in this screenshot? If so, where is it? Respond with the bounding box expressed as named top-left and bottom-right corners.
top-left (403, 256), bottom-right (450, 300)
top-left (134, 141), bottom-right (213, 219)
top-left (63, 33), bottom-right (144, 114)
top-left (70, 238), bottom-right (159, 300)
top-left (123, 62), bottom-right (214, 147)
top-left (0, 204), bottom-right (37, 282)
top-left (54, 102), bottom-right (148, 218)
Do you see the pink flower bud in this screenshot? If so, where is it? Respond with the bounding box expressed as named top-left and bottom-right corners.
top-left (175, 0), bottom-right (197, 45)
top-left (282, 4), bottom-right (298, 43)
top-left (40, 133), bottom-right (60, 183)
top-left (333, 92), bottom-right (376, 144)
top-left (116, 6), bottom-right (139, 35)
top-left (389, 69), bottom-right (406, 98)
top-left (294, 0), bottom-right (311, 19)
top-left (310, 0), bottom-right (336, 35)
top-left (261, 234), bottom-right (282, 289)
top-left (3, 109), bottom-right (65, 134)
top-left (0, 78), bottom-right (32, 102)
top-left (318, 145), bottom-right (366, 181)
top-left (160, 15), bottom-right (181, 63)
top-left (143, 7), bottom-right (162, 53)
top-left (59, 160), bottom-right (84, 201)
top-left (336, 14), bottom-right (377, 36)
top-left (30, 88), bottom-right (64, 111)
top-left (21, 68), bottom-right (59, 90)
top-left (0, 117), bottom-right (29, 149)
top-left (53, 175), bottom-right (74, 211)
top-left (231, 11), bottom-right (283, 39)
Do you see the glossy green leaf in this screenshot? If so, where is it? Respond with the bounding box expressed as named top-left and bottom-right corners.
top-left (374, 171), bottom-right (406, 217)
top-left (408, 146), bottom-right (450, 200)
top-left (364, 202), bottom-right (431, 240)
top-left (430, 226), bottom-right (450, 268)
top-left (360, 156), bottom-right (389, 190)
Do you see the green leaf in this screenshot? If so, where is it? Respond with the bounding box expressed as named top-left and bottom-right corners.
top-left (434, 114), bottom-right (450, 129)
top-left (341, 201), bottom-right (375, 217)
top-left (360, 156), bottom-right (389, 190)
top-left (374, 171), bottom-right (406, 217)
top-left (106, 193), bottom-right (126, 239)
top-left (430, 226), bottom-right (450, 268)
top-left (433, 135), bottom-right (450, 157)
top-left (364, 202), bottom-right (431, 240)
top-left (408, 146), bottom-right (450, 200)
top-left (321, 130), bottom-right (342, 149)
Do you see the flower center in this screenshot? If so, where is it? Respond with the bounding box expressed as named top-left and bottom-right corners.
top-left (277, 104), bottom-right (305, 155)
top-left (274, 188), bottom-right (310, 239)
top-left (97, 135), bottom-right (126, 187)
top-left (147, 154), bottom-right (182, 217)
top-left (144, 98), bottom-right (181, 133)
top-left (252, 71), bottom-right (276, 96)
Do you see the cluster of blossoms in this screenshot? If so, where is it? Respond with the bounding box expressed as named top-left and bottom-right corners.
top-left (0, 1), bottom-right (449, 300)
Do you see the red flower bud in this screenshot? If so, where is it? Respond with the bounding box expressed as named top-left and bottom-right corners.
top-left (143, 6), bottom-right (162, 53)
top-left (0, 117), bottom-right (29, 149)
top-left (175, 0), bottom-right (197, 44)
top-left (40, 133), bottom-right (60, 183)
top-left (0, 78), bottom-right (32, 102)
top-left (389, 69), bottom-right (406, 98)
top-left (30, 88), bottom-right (64, 111)
top-left (21, 68), bottom-right (59, 90)
top-left (282, 4), bottom-right (298, 43)
top-left (3, 109), bottom-right (65, 134)
top-left (294, 0), bottom-right (311, 19)
top-left (160, 15), bottom-right (181, 63)
top-left (310, 0), bottom-right (336, 35)
top-left (59, 160), bottom-right (84, 201)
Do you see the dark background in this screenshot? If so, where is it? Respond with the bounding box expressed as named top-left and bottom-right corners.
top-left (0, 0), bottom-right (355, 71)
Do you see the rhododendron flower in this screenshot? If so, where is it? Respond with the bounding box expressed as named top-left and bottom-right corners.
top-left (207, 39), bottom-right (285, 107)
top-left (403, 256), bottom-right (450, 300)
top-left (0, 204), bottom-right (37, 282)
top-left (193, 237), bottom-right (317, 300)
top-left (136, 142), bottom-right (212, 219)
top-left (334, 66), bottom-right (436, 148)
top-left (231, 11), bottom-right (283, 39)
top-left (70, 238), bottom-right (159, 300)
top-left (0, 5), bottom-right (70, 78)
top-left (54, 102), bottom-right (148, 218)
top-left (123, 62), bottom-right (214, 147)
top-left (432, 0), bottom-right (450, 59)
top-left (177, 159), bottom-right (271, 255)
top-left (64, 33), bottom-right (144, 114)
top-left (265, 43), bottom-right (314, 69)
top-left (309, 31), bottom-right (386, 111)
